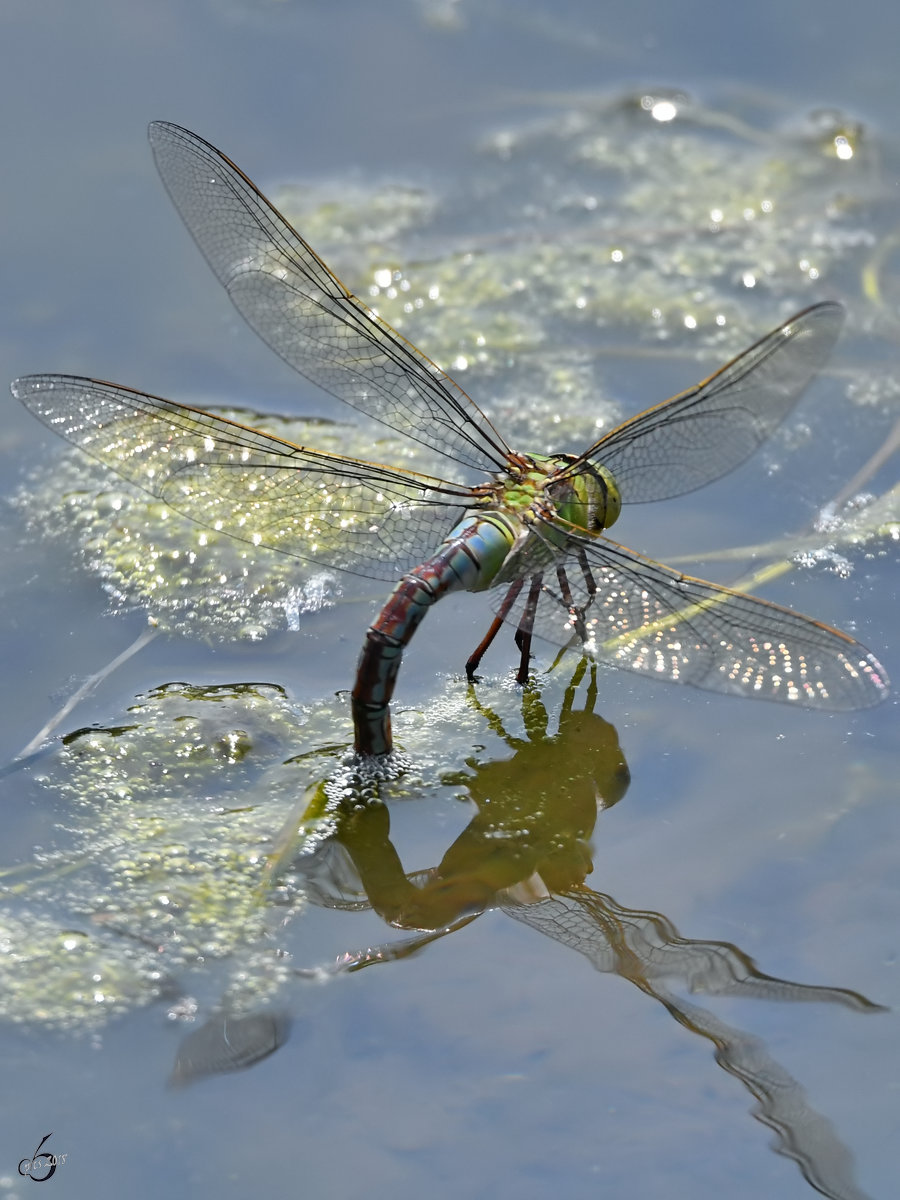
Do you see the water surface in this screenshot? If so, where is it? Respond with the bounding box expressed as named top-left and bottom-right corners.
top-left (1, 3), bottom-right (898, 1198)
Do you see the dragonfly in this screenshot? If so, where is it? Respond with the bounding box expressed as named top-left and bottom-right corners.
top-left (12, 122), bottom-right (889, 758)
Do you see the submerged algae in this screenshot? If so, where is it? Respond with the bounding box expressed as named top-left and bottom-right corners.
top-left (1, 684), bottom-right (331, 1028)
top-left (0, 676), bottom-right (494, 1030)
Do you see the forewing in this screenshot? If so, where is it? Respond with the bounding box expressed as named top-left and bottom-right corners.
top-left (491, 525), bottom-right (888, 710)
top-left (580, 303), bottom-right (845, 502)
top-left (147, 121), bottom-right (510, 474)
top-left (12, 375), bottom-right (473, 581)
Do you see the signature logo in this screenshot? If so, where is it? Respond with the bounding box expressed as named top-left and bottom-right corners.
top-left (17, 1134), bottom-right (67, 1182)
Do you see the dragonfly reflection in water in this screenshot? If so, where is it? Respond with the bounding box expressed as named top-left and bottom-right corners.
top-left (12, 123), bottom-right (889, 759)
top-left (196, 668), bottom-right (881, 1200)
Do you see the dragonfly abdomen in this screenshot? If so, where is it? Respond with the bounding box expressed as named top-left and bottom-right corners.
top-left (352, 512), bottom-right (519, 757)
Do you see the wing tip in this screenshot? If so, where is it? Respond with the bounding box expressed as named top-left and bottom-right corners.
top-left (854, 651), bottom-right (891, 709)
top-left (11, 375), bottom-right (50, 403)
top-left (148, 119), bottom-right (185, 145)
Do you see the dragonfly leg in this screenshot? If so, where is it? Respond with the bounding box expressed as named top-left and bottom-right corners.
top-left (465, 614), bottom-right (504, 681)
top-left (466, 578), bottom-right (524, 680)
top-left (556, 564), bottom-right (589, 645)
top-left (513, 576), bottom-right (542, 685)
top-left (576, 545), bottom-right (596, 596)
top-left (514, 626), bottom-right (532, 685)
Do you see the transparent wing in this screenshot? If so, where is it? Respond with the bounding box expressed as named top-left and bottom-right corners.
top-left (492, 522), bottom-right (889, 710)
top-left (147, 121), bottom-right (510, 475)
top-left (504, 889), bottom-right (881, 1200)
top-left (576, 303), bottom-right (845, 502)
top-left (12, 375), bottom-right (475, 581)
top-left (503, 888), bottom-right (878, 1008)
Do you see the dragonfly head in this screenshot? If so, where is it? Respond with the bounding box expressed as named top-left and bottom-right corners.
top-left (546, 457), bottom-right (621, 533)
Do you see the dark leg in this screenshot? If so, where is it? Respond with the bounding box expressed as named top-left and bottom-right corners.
top-left (514, 576), bottom-right (542, 685)
top-left (513, 627), bottom-right (532, 685)
top-left (576, 545), bottom-right (596, 598)
top-left (556, 564), bottom-right (589, 644)
top-left (466, 578), bottom-right (524, 680)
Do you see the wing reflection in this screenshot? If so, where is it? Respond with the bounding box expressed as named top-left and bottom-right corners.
top-left (279, 662), bottom-right (882, 1200)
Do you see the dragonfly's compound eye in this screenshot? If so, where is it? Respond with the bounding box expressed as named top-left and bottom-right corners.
top-left (594, 465), bottom-right (621, 530)
top-left (546, 463), bottom-right (620, 533)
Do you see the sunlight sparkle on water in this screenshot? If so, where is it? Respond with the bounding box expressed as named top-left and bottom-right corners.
top-left (641, 95), bottom-right (678, 122)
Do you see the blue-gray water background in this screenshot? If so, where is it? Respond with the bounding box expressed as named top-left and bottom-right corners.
top-left (0, 2), bottom-right (898, 1198)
